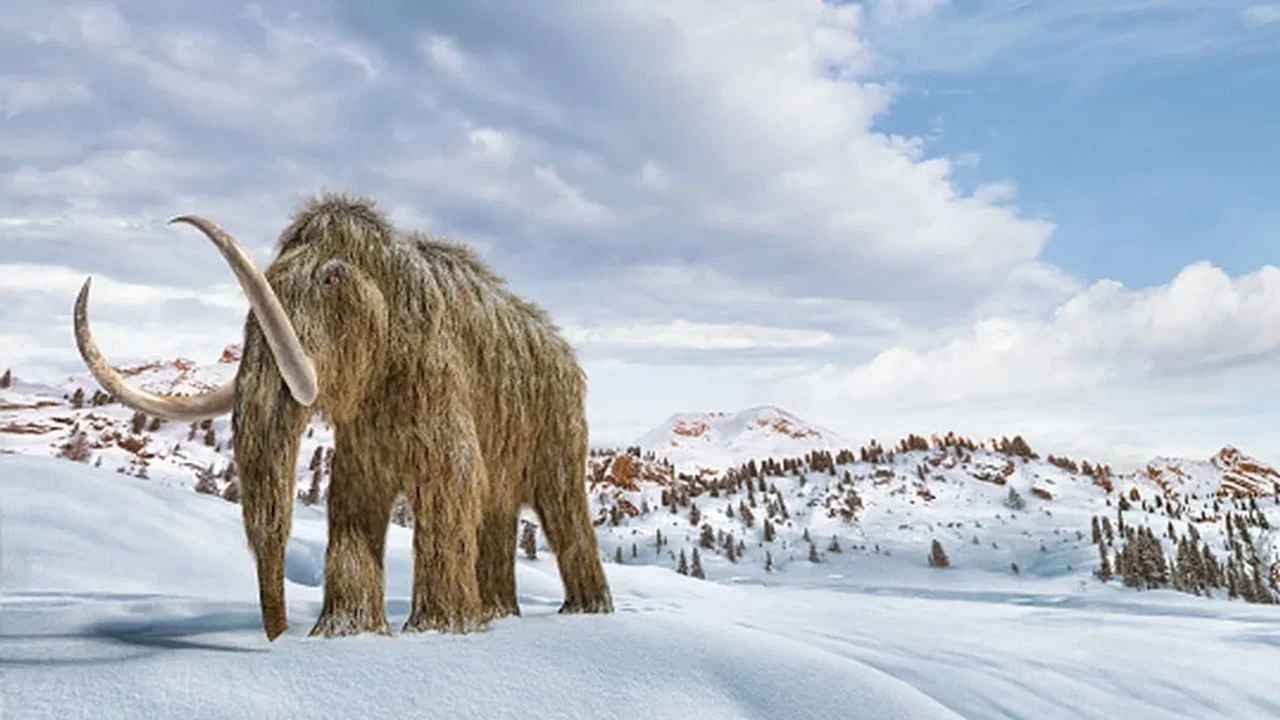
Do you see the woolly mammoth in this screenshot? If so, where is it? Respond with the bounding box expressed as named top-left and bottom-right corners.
top-left (73, 193), bottom-right (613, 640)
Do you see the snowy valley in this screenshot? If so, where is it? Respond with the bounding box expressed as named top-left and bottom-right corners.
top-left (2, 352), bottom-right (1280, 719)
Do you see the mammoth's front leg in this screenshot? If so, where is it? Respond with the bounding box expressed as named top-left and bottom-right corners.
top-left (402, 425), bottom-right (490, 635)
top-left (309, 433), bottom-right (397, 638)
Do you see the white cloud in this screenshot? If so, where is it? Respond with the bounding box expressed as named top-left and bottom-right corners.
top-left (561, 320), bottom-right (835, 351)
top-left (0, 76), bottom-right (91, 117)
top-left (771, 263), bottom-right (1280, 404)
top-left (752, 263), bottom-right (1280, 465)
top-left (0, 0), bottom-right (1277, 468)
top-left (1243, 4), bottom-right (1280, 26)
top-left (867, 0), bottom-right (952, 24)
top-left (0, 263), bottom-right (249, 379)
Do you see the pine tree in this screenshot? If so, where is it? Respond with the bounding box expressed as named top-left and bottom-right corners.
top-left (699, 523), bottom-right (715, 549)
top-left (690, 548), bottom-right (705, 579)
top-left (1004, 486), bottom-right (1026, 511)
top-left (1201, 543), bottom-right (1221, 589)
top-left (194, 464), bottom-right (219, 495)
top-left (808, 542), bottom-right (820, 563)
top-left (1095, 543), bottom-right (1113, 582)
top-left (689, 503), bottom-right (701, 525)
top-left (927, 539), bottom-right (950, 568)
top-left (764, 550), bottom-right (773, 573)
top-left (677, 549), bottom-right (689, 576)
top-left (763, 518), bottom-right (776, 542)
top-left (57, 427), bottom-right (92, 463)
top-left (520, 521), bottom-right (538, 559)
top-left (70, 387), bottom-right (85, 409)
top-left (615, 546), bottom-right (623, 564)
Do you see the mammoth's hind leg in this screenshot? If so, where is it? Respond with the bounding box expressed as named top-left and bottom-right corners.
top-left (476, 502), bottom-right (521, 622)
top-left (309, 446), bottom-right (397, 638)
top-left (532, 451), bottom-right (614, 615)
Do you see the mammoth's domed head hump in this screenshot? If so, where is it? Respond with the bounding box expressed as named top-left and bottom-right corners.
top-left (275, 191), bottom-right (398, 260)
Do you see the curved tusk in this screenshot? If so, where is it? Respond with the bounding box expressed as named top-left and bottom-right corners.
top-left (73, 277), bottom-right (236, 420)
top-left (167, 215), bottom-right (318, 407)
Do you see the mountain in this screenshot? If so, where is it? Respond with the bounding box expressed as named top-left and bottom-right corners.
top-left (2, 352), bottom-right (1277, 606)
top-left (634, 405), bottom-right (846, 473)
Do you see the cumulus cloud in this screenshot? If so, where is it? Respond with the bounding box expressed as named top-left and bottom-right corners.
top-left (0, 0), bottom-right (1276, 466)
top-left (769, 263), bottom-right (1280, 403)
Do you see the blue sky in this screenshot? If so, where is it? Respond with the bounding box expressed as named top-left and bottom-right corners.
top-left (1, 0), bottom-right (1278, 465)
top-left (866, 0), bottom-right (1280, 288)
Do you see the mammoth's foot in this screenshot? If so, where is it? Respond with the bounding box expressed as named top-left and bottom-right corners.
top-left (308, 607), bottom-right (391, 639)
top-left (559, 592), bottom-right (614, 615)
top-left (480, 597), bottom-right (522, 623)
top-left (402, 608), bottom-right (490, 635)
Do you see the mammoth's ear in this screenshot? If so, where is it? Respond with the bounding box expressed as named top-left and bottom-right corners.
top-left (317, 259), bottom-right (350, 289)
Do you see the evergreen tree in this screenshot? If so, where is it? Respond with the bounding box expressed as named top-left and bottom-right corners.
top-left (677, 549), bottom-right (689, 576)
top-left (691, 548), bottom-right (705, 579)
top-left (520, 521), bottom-right (538, 559)
top-left (927, 539), bottom-right (950, 568)
top-left (1094, 543), bottom-right (1113, 582)
top-left (699, 523), bottom-right (715, 549)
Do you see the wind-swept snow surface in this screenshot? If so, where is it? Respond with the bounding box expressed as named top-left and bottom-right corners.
top-left (3, 454), bottom-right (1279, 720)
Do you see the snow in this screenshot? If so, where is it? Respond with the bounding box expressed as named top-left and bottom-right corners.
top-left (5, 452), bottom-right (1280, 720)
top-left (635, 405), bottom-right (847, 473)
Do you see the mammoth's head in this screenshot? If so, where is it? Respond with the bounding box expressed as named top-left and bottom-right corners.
top-left (73, 194), bottom-right (395, 424)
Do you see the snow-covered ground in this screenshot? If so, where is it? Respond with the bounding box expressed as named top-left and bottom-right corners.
top-left (4, 453), bottom-right (1279, 720)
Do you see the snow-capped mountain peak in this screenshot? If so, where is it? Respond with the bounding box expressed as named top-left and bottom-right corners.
top-left (635, 405), bottom-right (845, 473)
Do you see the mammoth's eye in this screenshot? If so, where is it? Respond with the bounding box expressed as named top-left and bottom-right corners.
top-left (318, 260), bottom-right (348, 289)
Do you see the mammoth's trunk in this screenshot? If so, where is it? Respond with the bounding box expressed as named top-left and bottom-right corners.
top-left (233, 324), bottom-right (311, 641)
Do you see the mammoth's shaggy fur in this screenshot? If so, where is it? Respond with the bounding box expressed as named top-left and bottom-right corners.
top-left (75, 191), bottom-right (614, 640)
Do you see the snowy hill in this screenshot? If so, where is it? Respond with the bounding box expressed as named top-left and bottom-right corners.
top-left (634, 405), bottom-right (846, 473)
top-left (6, 453), bottom-right (1280, 719)
top-left (0, 454), bottom-right (958, 720)
top-left (4, 354), bottom-right (1280, 717)
top-left (2, 354), bottom-right (1278, 598)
